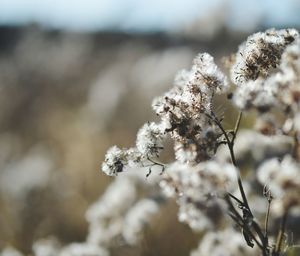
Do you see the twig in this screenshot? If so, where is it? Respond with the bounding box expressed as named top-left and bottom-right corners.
top-left (146, 157), bottom-right (165, 177)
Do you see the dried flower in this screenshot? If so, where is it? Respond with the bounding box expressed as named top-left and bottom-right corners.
top-left (231, 28), bottom-right (298, 84)
top-left (136, 122), bottom-right (165, 158)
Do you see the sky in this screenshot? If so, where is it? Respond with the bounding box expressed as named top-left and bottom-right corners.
top-left (0, 0), bottom-right (300, 32)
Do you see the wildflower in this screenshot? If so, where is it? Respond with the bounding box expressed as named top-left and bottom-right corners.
top-left (160, 161), bottom-right (237, 231)
top-left (257, 156), bottom-right (300, 215)
top-left (257, 156), bottom-right (299, 197)
top-left (191, 228), bottom-right (258, 256)
top-left (102, 146), bottom-right (142, 176)
top-left (231, 28), bottom-right (298, 84)
top-left (122, 199), bottom-right (160, 245)
top-left (136, 122), bottom-right (165, 158)
top-left (0, 247), bottom-right (23, 256)
top-left (32, 238), bottom-right (60, 256)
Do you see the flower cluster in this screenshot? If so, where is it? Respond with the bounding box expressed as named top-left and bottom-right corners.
top-left (152, 53), bottom-right (228, 163)
top-left (232, 29), bottom-right (300, 111)
top-left (257, 156), bottom-right (300, 216)
top-left (160, 161), bottom-right (237, 231)
top-left (231, 28), bottom-right (298, 84)
top-left (102, 123), bottom-right (166, 176)
top-left (4, 28), bottom-right (300, 256)
top-left (100, 29), bottom-right (300, 256)
top-left (102, 53), bottom-right (229, 177)
top-left (102, 146), bottom-right (142, 176)
top-left (86, 172), bottom-right (162, 247)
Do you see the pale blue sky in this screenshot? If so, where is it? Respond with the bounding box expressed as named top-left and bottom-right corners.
top-left (0, 0), bottom-right (299, 32)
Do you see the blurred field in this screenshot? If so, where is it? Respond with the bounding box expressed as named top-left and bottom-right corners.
top-left (0, 25), bottom-right (252, 255)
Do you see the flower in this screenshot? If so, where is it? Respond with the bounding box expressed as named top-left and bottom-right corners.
top-left (136, 122), bottom-right (165, 158)
top-left (231, 28), bottom-right (298, 85)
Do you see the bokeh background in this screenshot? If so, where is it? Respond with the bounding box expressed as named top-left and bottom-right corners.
top-left (0, 0), bottom-right (300, 255)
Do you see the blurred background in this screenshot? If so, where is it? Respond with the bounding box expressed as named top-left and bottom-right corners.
top-left (0, 0), bottom-right (300, 255)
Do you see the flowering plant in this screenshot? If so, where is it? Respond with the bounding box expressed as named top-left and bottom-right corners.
top-left (3, 28), bottom-right (299, 256)
top-left (101, 29), bottom-right (300, 256)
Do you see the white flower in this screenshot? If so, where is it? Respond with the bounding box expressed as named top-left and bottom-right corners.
top-left (191, 228), bottom-right (258, 256)
top-left (102, 146), bottom-right (128, 176)
top-left (102, 146), bottom-right (141, 176)
top-left (122, 199), bottom-right (160, 245)
top-left (136, 122), bottom-right (164, 157)
top-left (160, 160), bottom-right (237, 231)
top-left (231, 28), bottom-right (298, 85)
top-left (216, 130), bottom-right (294, 165)
top-left (32, 238), bottom-right (60, 256)
top-left (257, 156), bottom-right (300, 197)
top-left (86, 177), bottom-right (137, 222)
top-left (193, 53), bottom-right (229, 93)
top-left (0, 247), bottom-right (23, 256)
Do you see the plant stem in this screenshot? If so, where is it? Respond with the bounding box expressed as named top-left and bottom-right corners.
top-left (209, 111), bottom-right (251, 215)
top-left (264, 199), bottom-right (271, 240)
top-left (274, 210), bottom-right (288, 255)
top-left (232, 111), bottom-right (242, 144)
top-left (212, 111), bottom-right (270, 255)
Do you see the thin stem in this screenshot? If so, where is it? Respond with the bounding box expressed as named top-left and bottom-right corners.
top-left (146, 157), bottom-right (165, 177)
top-left (252, 220), bottom-right (268, 254)
top-left (232, 111), bottom-right (242, 144)
top-left (228, 192), bottom-right (243, 205)
top-left (210, 111), bottom-right (269, 254)
top-left (209, 111), bottom-right (252, 216)
top-left (274, 210), bottom-right (289, 255)
top-left (264, 199), bottom-right (271, 239)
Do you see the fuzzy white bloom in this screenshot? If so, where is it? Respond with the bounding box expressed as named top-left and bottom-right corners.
top-left (193, 53), bottom-right (229, 93)
top-left (86, 177), bottom-right (137, 222)
top-left (86, 177), bottom-right (137, 245)
top-left (102, 146), bottom-right (141, 176)
top-left (257, 156), bottom-right (300, 197)
top-left (231, 28), bottom-right (298, 85)
top-left (233, 78), bottom-right (277, 111)
top-left (0, 146), bottom-right (53, 199)
top-left (161, 160), bottom-right (237, 231)
top-left (174, 141), bottom-right (199, 164)
top-left (190, 228), bottom-right (258, 256)
top-left (86, 169), bottom-right (163, 246)
top-left (59, 243), bottom-right (109, 256)
top-left (87, 219), bottom-right (123, 246)
top-left (152, 53), bottom-right (228, 118)
top-left (97, 29), bottom-right (300, 255)
top-left (177, 198), bottom-right (215, 231)
top-left (216, 130), bottom-right (294, 165)
top-left (0, 247), bottom-right (23, 256)
top-left (32, 238), bottom-right (60, 256)
top-left (136, 122), bottom-right (165, 157)
top-left (276, 38), bottom-right (300, 111)
top-left (232, 30), bottom-right (300, 112)
top-left (257, 156), bottom-right (300, 217)
top-left (150, 53), bottom-right (228, 163)
top-left (122, 199), bottom-right (160, 245)
top-left (162, 161), bottom-right (237, 199)
top-left (102, 146), bottom-right (128, 176)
